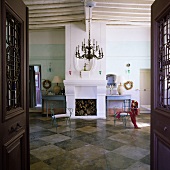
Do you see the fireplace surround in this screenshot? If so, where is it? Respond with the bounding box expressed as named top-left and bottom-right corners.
top-left (64, 80), bottom-right (107, 119)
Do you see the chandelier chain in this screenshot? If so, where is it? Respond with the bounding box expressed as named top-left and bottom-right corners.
top-left (75, 5), bottom-right (104, 61)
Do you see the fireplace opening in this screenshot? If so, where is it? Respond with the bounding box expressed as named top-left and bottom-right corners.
top-left (75, 99), bottom-right (97, 116)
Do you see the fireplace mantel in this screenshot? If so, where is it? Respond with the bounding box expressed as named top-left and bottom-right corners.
top-left (64, 80), bottom-right (107, 86)
top-left (64, 79), bottom-right (107, 119)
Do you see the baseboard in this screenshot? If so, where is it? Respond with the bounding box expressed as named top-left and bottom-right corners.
top-left (140, 111), bottom-right (151, 114)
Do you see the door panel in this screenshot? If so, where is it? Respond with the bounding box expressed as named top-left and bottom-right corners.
top-left (140, 69), bottom-right (151, 113)
top-left (151, 0), bottom-right (170, 169)
top-left (3, 130), bottom-right (26, 170)
top-left (29, 66), bottom-right (36, 108)
top-left (0, 0), bottom-right (29, 170)
top-left (140, 69), bottom-right (151, 103)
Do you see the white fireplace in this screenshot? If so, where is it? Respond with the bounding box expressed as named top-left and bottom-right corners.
top-left (64, 80), bottom-right (107, 119)
top-left (64, 23), bottom-right (107, 118)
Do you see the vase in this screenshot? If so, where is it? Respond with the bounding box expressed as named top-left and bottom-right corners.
top-left (117, 83), bottom-right (124, 95)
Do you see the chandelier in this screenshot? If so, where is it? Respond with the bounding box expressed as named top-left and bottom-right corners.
top-left (75, 1), bottom-right (104, 61)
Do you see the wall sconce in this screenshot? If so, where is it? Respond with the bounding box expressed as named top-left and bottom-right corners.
top-left (126, 63), bottom-right (131, 74)
top-left (48, 62), bottom-right (52, 72)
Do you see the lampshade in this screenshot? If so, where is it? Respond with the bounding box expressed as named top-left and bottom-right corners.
top-left (52, 76), bottom-right (62, 84)
top-left (116, 76), bottom-right (125, 84)
top-left (52, 76), bottom-right (62, 94)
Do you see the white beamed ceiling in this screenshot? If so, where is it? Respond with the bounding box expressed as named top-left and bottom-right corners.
top-left (23, 0), bottom-right (155, 30)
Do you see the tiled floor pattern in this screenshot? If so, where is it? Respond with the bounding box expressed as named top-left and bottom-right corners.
top-left (30, 113), bottom-right (150, 170)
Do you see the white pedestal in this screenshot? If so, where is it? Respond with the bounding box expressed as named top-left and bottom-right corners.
top-left (80, 71), bottom-right (90, 79)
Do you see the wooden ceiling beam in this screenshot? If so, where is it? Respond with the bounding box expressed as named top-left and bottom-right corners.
top-left (29, 11), bottom-right (84, 18)
top-left (29, 8), bottom-right (83, 14)
top-left (93, 15), bottom-right (150, 21)
top-left (96, 3), bottom-right (151, 9)
top-left (104, 20), bottom-right (150, 26)
top-left (93, 11), bottom-right (150, 17)
top-left (27, 4), bottom-right (84, 10)
top-left (29, 14), bottom-right (85, 22)
top-left (29, 19), bottom-right (84, 25)
top-left (95, 0), bottom-right (153, 5)
top-left (29, 21), bottom-right (83, 30)
top-left (24, 0), bottom-right (82, 5)
top-left (93, 7), bottom-right (151, 14)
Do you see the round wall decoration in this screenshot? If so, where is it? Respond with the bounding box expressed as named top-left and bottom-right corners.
top-left (42, 80), bottom-right (51, 90)
top-left (124, 81), bottom-right (133, 90)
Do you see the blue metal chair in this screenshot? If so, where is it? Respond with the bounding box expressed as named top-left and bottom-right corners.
top-left (50, 104), bottom-right (73, 132)
top-left (113, 100), bottom-right (131, 127)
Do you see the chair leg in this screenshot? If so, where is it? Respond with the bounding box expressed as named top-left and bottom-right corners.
top-left (114, 116), bottom-right (116, 126)
top-left (51, 118), bottom-right (54, 126)
top-left (124, 116), bottom-right (127, 127)
top-left (55, 119), bottom-right (58, 133)
top-left (122, 116), bottom-right (127, 127)
top-left (66, 117), bottom-right (71, 130)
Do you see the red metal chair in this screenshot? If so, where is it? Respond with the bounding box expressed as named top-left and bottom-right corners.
top-left (114, 100), bottom-right (140, 128)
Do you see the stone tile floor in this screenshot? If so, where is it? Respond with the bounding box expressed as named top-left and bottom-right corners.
top-left (30, 113), bottom-right (150, 170)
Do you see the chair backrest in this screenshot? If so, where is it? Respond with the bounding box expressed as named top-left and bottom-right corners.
top-left (122, 100), bottom-right (138, 110)
top-left (66, 108), bottom-right (73, 117)
top-left (49, 102), bottom-right (73, 117)
top-left (122, 100), bottom-right (131, 112)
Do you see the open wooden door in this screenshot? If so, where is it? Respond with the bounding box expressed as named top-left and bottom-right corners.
top-left (0, 0), bottom-right (29, 170)
top-left (151, 0), bottom-right (170, 169)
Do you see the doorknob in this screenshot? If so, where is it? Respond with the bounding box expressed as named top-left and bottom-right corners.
top-left (164, 127), bottom-right (167, 131)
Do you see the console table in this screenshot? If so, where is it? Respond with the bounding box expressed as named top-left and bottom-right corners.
top-left (106, 95), bottom-right (131, 117)
top-left (42, 95), bottom-right (66, 117)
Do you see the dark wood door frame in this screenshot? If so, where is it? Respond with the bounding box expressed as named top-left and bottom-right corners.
top-left (29, 65), bottom-right (42, 107)
top-left (151, 0), bottom-right (170, 169)
top-left (0, 0), bottom-right (30, 169)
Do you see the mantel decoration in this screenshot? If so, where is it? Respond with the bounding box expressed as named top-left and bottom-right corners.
top-left (75, 1), bottom-right (103, 61)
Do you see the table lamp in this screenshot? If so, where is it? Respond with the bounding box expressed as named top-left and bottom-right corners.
top-left (52, 76), bottom-right (62, 94)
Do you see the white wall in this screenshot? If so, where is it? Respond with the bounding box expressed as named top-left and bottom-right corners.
top-left (65, 22), bottom-right (106, 80)
top-left (106, 26), bottom-right (151, 103)
top-left (29, 29), bottom-right (65, 90)
top-left (29, 24), bottom-right (151, 106)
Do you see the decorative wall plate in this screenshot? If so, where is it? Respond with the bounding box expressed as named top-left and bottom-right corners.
top-left (124, 81), bottom-right (133, 90)
top-left (43, 80), bottom-right (51, 90)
